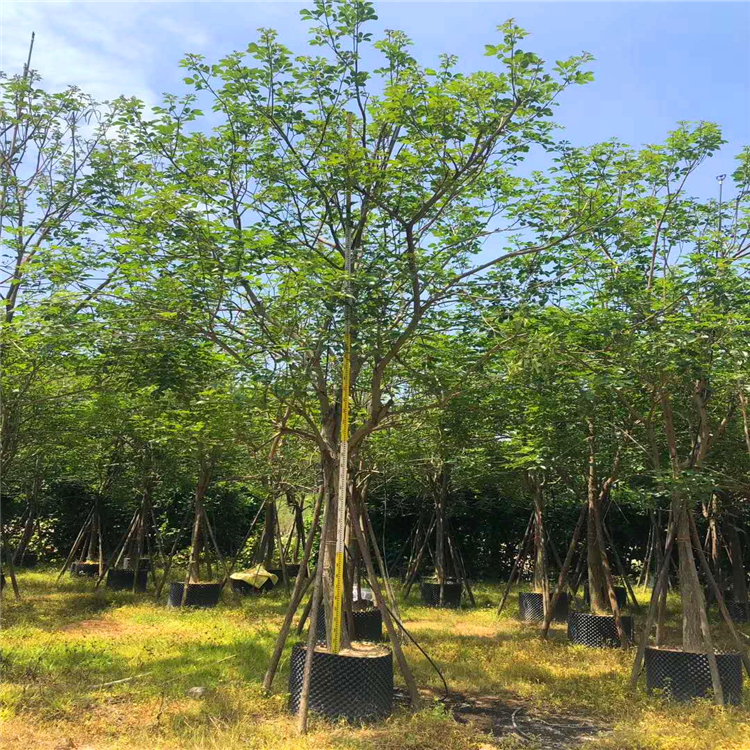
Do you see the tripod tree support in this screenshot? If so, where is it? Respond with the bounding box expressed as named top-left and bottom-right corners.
top-left (1, 527), bottom-right (21, 599)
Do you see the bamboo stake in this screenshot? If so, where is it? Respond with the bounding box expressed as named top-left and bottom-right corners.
top-left (1, 529), bottom-right (21, 599)
top-left (403, 514), bottom-right (436, 597)
top-left (688, 511), bottom-right (750, 678)
top-left (362, 495), bottom-right (401, 623)
top-left (274, 511), bottom-right (290, 594)
top-left (541, 501), bottom-right (587, 639)
top-left (155, 509), bottom-right (191, 600)
top-left (447, 529), bottom-right (475, 606)
top-left (94, 509), bottom-right (140, 589)
top-left (263, 485), bottom-right (325, 691)
top-left (497, 512), bottom-right (534, 615)
top-left (602, 523), bottom-right (642, 612)
top-left (263, 563), bottom-right (318, 689)
top-left (592, 494), bottom-right (629, 648)
top-left (297, 502), bottom-right (328, 734)
top-left (201, 505), bottom-right (230, 584)
top-left (690, 537), bottom-right (725, 705)
top-left (222, 501), bottom-right (266, 586)
top-left (180, 500), bottom-right (202, 608)
top-left (349, 489), bottom-right (421, 709)
top-left (56, 505), bottom-right (96, 580)
top-left (629, 517), bottom-right (677, 689)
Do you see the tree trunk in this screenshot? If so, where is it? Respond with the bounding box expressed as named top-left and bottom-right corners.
top-left (435, 467), bottom-right (447, 587)
top-left (532, 480), bottom-right (546, 593)
top-left (726, 511), bottom-right (747, 603)
top-left (320, 450), bottom-right (351, 651)
top-left (676, 502), bottom-right (704, 650)
top-left (586, 420), bottom-right (608, 613)
top-left (705, 494), bottom-right (722, 606)
top-left (256, 500), bottom-right (276, 568)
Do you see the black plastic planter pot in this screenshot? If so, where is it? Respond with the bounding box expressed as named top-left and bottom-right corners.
top-left (70, 561), bottom-right (100, 577)
top-left (726, 601), bottom-right (748, 623)
top-left (123, 557), bottom-right (151, 572)
top-left (106, 568), bottom-right (148, 592)
top-left (315, 606), bottom-right (383, 643)
top-left (269, 564), bottom-right (300, 579)
top-left (645, 647), bottom-right (743, 705)
top-left (420, 581), bottom-right (462, 608)
top-left (288, 642), bottom-right (393, 723)
top-left (518, 592), bottom-right (569, 623)
top-left (567, 611), bottom-right (633, 648)
top-left (583, 583), bottom-right (627, 610)
top-left (230, 577), bottom-right (274, 595)
top-left (15, 552), bottom-right (37, 568)
top-left (168, 581), bottom-right (222, 608)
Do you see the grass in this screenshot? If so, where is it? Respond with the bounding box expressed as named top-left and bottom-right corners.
top-left (0, 570), bottom-right (748, 750)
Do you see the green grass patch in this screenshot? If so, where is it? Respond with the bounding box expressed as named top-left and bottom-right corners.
top-left (1, 570), bottom-right (748, 749)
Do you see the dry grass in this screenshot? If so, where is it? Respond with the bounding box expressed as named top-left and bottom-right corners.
top-left (0, 571), bottom-right (748, 750)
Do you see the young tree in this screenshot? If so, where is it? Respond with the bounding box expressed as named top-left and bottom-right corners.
top-left (112, 0), bottom-right (614, 652)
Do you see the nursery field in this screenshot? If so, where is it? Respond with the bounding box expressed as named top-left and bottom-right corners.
top-left (1, 571), bottom-right (748, 750)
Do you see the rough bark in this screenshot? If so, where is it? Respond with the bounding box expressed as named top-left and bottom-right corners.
top-left (586, 420), bottom-right (608, 613)
top-left (532, 478), bottom-right (546, 594)
top-left (435, 467), bottom-right (448, 589)
top-left (726, 512), bottom-right (747, 603)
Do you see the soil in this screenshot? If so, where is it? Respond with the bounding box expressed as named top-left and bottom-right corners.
top-left (438, 691), bottom-right (611, 749)
top-left (311, 642), bottom-right (390, 658)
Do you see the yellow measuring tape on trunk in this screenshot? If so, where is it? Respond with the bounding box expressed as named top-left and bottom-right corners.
top-left (330, 113), bottom-right (354, 654)
top-left (330, 333), bottom-right (350, 653)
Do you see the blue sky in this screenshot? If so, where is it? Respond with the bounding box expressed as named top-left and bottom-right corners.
top-left (2, 1), bottom-right (748, 199)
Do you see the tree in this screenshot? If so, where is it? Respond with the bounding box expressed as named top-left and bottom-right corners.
top-left (111, 0), bottom-right (616, 652)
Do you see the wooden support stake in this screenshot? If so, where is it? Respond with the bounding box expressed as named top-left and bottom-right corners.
top-left (497, 512), bottom-right (534, 615)
top-left (629, 517), bottom-right (677, 689)
top-left (541, 501), bottom-right (587, 639)
top-left (263, 485), bottom-right (324, 691)
top-left (274, 511), bottom-right (290, 594)
top-left (1, 528), bottom-right (21, 599)
top-left (222, 500), bottom-right (266, 586)
top-left (403, 514), bottom-right (436, 597)
top-left (349, 489), bottom-right (421, 710)
top-left (95, 508), bottom-right (140, 589)
top-left (297, 498), bottom-right (329, 735)
top-left (602, 524), bottom-right (641, 612)
top-left (688, 510), bottom-right (750, 678)
top-left (56, 505), bottom-right (96, 581)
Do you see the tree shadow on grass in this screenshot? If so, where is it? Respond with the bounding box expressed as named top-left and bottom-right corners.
top-left (1, 588), bottom-right (114, 631)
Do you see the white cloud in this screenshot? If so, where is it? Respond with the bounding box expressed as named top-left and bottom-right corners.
top-left (0, 2), bottom-right (214, 109)
top-left (1, 2), bottom-right (156, 105)
top-left (156, 16), bottom-right (210, 50)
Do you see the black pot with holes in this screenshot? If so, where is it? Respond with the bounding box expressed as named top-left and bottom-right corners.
top-left (123, 557), bottom-right (151, 572)
top-left (288, 642), bottom-right (393, 723)
top-left (726, 600), bottom-right (748, 623)
top-left (15, 552), bottom-right (37, 568)
top-left (269, 564), bottom-right (300, 579)
top-left (168, 581), bottom-right (222, 608)
top-left (315, 604), bottom-right (383, 643)
top-left (567, 611), bottom-right (633, 648)
top-left (644, 647), bottom-right (743, 705)
top-left (70, 561), bottom-right (100, 577)
top-left (518, 592), bottom-right (569, 623)
top-left (106, 568), bottom-right (148, 592)
top-left (583, 583), bottom-right (627, 610)
top-left (230, 577), bottom-right (274, 595)
top-left (420, 581), bottom-right (462, 608)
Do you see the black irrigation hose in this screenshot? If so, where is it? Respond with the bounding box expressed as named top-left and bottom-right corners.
top-left (380, 599), bottom-right (450, 697)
